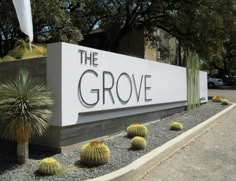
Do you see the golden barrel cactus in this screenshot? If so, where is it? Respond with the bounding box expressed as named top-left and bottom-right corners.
top-left (127, 123), bottom-right (147, 138)
top-left (80, 141), bottom-right (111, 166)
top-left (170, 121), bottom-right (184, 131)
top-left (221, 99), bottom-right (230, 105)
top-left (37, 157), bottom-right (62, 175)
top-left (212, 96), bottom-right (224, 102)
top-left (130, 136), bottom-right (147, 150)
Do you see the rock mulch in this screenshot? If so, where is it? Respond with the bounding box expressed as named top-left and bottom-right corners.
top-left (0, 102), bottom-right (228, 181)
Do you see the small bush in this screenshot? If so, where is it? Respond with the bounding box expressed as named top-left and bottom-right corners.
top-left (130, 136), bottom-right (147, 150)
top-left (212, 96), bottom-right (224, 102)
top-left (80, 141), bottom-right (110, 166)
top-left (170, 121), bottom-right (184, 131)
top-left (37, 157), bottom-right (63, 176)
top-left (221, 99), bottom-right (230, 105)
top-left (127, 123), bottom-right (147, 138)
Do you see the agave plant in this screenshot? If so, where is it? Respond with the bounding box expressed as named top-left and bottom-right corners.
top-left (0, 70), bottom-right (53, 164)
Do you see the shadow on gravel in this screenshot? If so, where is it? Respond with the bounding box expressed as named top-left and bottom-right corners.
top-left (29, 149), bottom-right (56, 160)
top-left (0, 160), bottom-right (19, 174)
top-left (74, 160), bottom-right (106, 169)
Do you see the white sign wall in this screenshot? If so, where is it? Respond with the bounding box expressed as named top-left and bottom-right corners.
top-left (47, 42), bottom-right (208, 126)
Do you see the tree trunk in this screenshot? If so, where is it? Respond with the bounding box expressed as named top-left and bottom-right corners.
top-left (17, 141), bottom-right (29, 164)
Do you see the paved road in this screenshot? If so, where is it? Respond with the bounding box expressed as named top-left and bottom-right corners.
top-left (208, 89), bottom-right (236, 103)
top-left (140, 106), bottom-right (236, 181)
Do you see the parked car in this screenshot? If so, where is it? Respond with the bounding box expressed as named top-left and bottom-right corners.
top-left (207, 75), bottom-right (224, 88)
top-left (210, 73), bottom-right (236, 86)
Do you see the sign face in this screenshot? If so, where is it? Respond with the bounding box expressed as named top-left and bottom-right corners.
top-left (47, 43), bottom-right (208, 126)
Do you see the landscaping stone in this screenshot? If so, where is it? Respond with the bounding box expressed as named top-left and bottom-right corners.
top-left (0, 102), bottom-right (228, 181)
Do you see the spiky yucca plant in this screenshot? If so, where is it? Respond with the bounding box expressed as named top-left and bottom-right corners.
top-left (130, 136), bottom-right (147, 150)
top-left (0, 70), bottom-right (53, 164)
top-left (37, 157), bottom-right (63, 175)
top-left (212, 96), bottom-right (224, 102)
top-left (80, 141), bottom-right (110, 166)
top-left (127, 123), bottom-right (147, 138)
top-left (221, 99), bottom-right (230, 105)
top-left (170, 121), bottom-right (184, 131)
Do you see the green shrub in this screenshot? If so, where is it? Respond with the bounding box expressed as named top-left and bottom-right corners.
top-left (130, 136), bottom-right (147, 150)
top-left (221, 99), bottom-right (230, 105)
top-left (37, 157), bottom-right (63, 176)
top-left (80, 141), bottom-right (110, 166)
top-left (212, 96), bottom-right (223, 102)
top-left (127, 123), bottom-right (147, 138)
top-left (170, 121), bottom-right (184, 131)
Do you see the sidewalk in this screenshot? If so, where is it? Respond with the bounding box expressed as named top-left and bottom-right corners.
top-left (139, 107), bottom-right (236, 181)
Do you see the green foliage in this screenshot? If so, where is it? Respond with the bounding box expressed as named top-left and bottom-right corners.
top-left (212, 96), bottom-right (224, 102)
top-left (127, 124), bottom-right (147, 138)
top-left (80, 141), bottom-right (110, 166)
top-left (130, 136), bottom-right (147, 150)
top-left (186, 50), bottom-right (200, 111)
top-left (170, 122), bottom-right (184, 131)
top-left (221, 99), bottom-right (230, 105)
top-left (0, 70), bottom-right (53, 143)
top-left (37, 157), bottom-right (63, 176)
top-left (0, 1), bottom-right (82, 56)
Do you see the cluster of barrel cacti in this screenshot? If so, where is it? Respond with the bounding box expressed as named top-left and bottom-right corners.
top-left (127, 123), bottom-right (147, 138)
top-left (127, 123), bottom-right (148, 150)
top-left (212, 96), bottom-right (230, 105)
top-left (37, 157), bottom-right (63, 176)
top-left (80, 141), bottom-right (111, 166)
top-left (170, 121), bottom-right (184, 131)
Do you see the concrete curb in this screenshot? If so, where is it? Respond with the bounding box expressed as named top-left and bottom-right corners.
top-left (87, 104), bottom-right (236, 181)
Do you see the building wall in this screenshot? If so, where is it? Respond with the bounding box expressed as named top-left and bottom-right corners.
top-left (118, 28), bottom-right (144, 58)
top-left (144, 39), bottom-right (158, 61)
top-left (0, 57), bottom-right (46, 83)
top-left (157, 29), bottom-right (178, 64)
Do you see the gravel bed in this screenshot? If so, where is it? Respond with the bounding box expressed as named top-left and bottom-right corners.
top-left (0, 102), bottom-right (229, 181)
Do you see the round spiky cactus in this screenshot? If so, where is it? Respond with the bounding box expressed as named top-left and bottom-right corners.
top-left (221, 99), bottom-right (230, 105)
top-left (127, 123), bottom-right (147, 138)
top-left (80, 141), bottom-right (110, 166)
top-left (170, 121), bottom-right (184, 131)
top-left (212, 96), bottom-right (223, 102)
top-left (130, 136), bottom-right (147, 150)
top-left (37, 157), bottom-right (62, 176)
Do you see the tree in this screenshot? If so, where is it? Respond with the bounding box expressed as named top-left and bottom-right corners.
top-left (0, 70), bottom-right (53, 164)
top-left (73, 0), bottom-right (235, 65)
top-left (0, 0), bottom-right (82, 56)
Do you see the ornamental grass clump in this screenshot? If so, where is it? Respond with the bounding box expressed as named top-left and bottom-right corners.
top-left (212, 96), bottom-right (224, 102)
top-left (221, 99), bottom-right (230, 105)
top-left (0, 70), bottom-right (53, 164)
top-left (170, 121), bottom-right (184, 131)
top-left (4, 39), bottom-right (47, 61)
top-left (130, 136), bottom-right (147, 150)
top-left (37, 157), bottom-right (63, 176)
top-left (127, 123), bottom-right (147, 138)
top-left (80, 141), bottom-right (110, 166)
